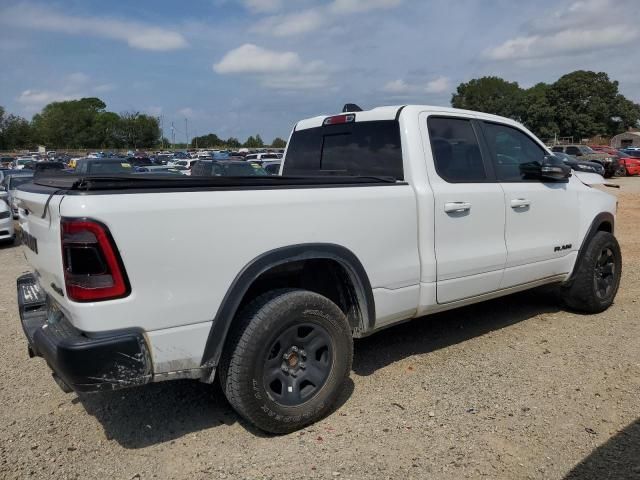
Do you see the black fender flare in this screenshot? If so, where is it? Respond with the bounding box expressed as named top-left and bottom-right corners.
top-left (200, 243), bottom-right (375, 369)
top-left (567, 212), bottom-right (615, 283)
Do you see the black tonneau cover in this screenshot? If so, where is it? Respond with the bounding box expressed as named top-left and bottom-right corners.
top-left (27, 172), bottom-right (399, 194)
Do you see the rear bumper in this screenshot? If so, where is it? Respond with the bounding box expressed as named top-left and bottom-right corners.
top-left (17, 273), bottom-right (152, 393)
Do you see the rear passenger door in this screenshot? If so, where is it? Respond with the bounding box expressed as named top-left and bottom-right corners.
top-left (423, 115), bottom-right (507, 304)
top-left (480, 122), bottom-right (580, 288)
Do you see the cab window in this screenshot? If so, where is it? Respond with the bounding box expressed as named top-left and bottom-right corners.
top-left (483, 122), bottom-right (547, 182)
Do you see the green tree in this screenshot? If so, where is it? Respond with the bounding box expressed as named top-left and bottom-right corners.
top-left (31, 97), bottom-right (108, 148)
top-left (190, 133), bottom-right (221, 148)
top-left (118, 111), bottom-right (161, 148)
top-left (519, 83), bottom-right (558, 140)
top-left (0, 108), bottom-right (32, 149)
top-left (226, 137), bottom-right (241, 148)
top-left (244, 134), bottom-right (264, 148)
top-left (451, 76), bottom-right (523, 120)
top-left (547, 71), bottom-right (621, 139)
top-left (271, 137), bottom-right (287, 148)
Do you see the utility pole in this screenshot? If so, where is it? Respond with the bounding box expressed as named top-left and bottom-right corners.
top-left (160, 115), bottom-right (164, 150)
top-left (171, 122), bottom-right (175, 150)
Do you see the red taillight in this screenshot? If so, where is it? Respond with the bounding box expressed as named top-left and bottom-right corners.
top-left (323, 114), bottom-right (355, 126)
top-left (61, 218), bottom-right (130, 302)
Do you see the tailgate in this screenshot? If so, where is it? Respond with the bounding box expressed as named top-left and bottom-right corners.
top-left (15, 188), bottom-right (66, 302)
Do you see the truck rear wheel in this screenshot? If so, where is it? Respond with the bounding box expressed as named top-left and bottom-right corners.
top-left (219, 289), bottom-right (353, 434)
top-left (562, 231), bottom-right (621, 313)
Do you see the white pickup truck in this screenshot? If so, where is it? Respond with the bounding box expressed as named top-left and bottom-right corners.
top-left (15, 105), bottom-right (621, 434)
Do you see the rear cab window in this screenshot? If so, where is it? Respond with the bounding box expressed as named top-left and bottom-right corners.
top-left (427, 117), bottom-right (487, 183)
top-left (283, 120), bottom-right (404, 180)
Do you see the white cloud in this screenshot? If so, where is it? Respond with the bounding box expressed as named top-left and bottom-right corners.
top-left (383, 79), bottom-right (412, 94)
top-left (383, 76), bottom-right (451, 95)
top-left (255, 0), bottom-right (402, 37)
top-left (67, 72), bottom-right (90, 84)
top-left (0, 4), bottom-right (188, 51)
top-left (178, 107), bottom-right (195, 117)
top-left (242, 0), bottom-right (283, 14)
top-left (485, 0), bottom-right (639, 61)
top-left (425, 76), bottom-right (450, 94)
top-left (329, 0), bottom-right (402, 14)
top-left (15, 73), bottom-right (117, 111)
top-left (213, 44), bottom-right (329, 90)
top-left (214, 44), bottom-right (302, 74)
top-left (94, 84), bottom-right (116, 93)
top-left (17, 89), bottom-right (80, 107)
top-left (254, 10), bottom-right (325, 37)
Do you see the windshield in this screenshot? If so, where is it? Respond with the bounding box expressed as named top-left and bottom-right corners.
top-left (624, 150), bottom-right (640, 158)
top-left (9, 176), bottom-right (34, 189)
top-left (579, 146), bottom-right (595, 154)
top-left (16, 159), bottom-right (32, 165)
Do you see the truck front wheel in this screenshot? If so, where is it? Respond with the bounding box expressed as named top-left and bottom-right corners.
top-left (218, 289), bottom-right (353, 434)
top-left (562, 231), bottom-right (622, 313)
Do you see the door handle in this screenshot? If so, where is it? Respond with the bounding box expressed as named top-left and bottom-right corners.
top-left (444, 202), bottom-right (472, 213)
top-left (511, 198), bottom-right (531, 209)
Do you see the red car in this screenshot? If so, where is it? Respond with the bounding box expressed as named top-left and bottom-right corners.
top-left (591, 145), bottom-right (640, 176)
top-left (590, 145), bottom-right (619, 156)
top-left (617, 150), bottom-right (640, 176)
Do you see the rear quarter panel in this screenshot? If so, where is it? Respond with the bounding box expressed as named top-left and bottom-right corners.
top-left (56, 185), bottom-right (420, 334)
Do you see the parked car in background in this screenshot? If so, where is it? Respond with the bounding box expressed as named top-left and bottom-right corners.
top-left (261, 160), bottom-right (282, 175)
top-left (0, 200), bottom-right (14, 244)
top-left (551, 145), bottom-right (618, 178)
top-left (135, 166), bottom-right (186, 175)
top-left (171, 159), bottom-right (200, 171)
top-left (1, 172), bottom-right (34, 218)
top-left (126, 157), bottom-right (153, 168)
top-left (616, 149), bottom-right (640, 176)
top-left (74, 158), bottom-right (133, 175)
top-left (0, 169), bottom-right (23, 184)
top-left (191, 159), bottom-right (268, 176)
top-left (12, 157), bottom-right (35, 170)
top-left (245, 152), bottom-right (281, 164)
top-left (551, 152), bottom-right (604, 176)
top-left (32, 162), bottom-right (66, 174)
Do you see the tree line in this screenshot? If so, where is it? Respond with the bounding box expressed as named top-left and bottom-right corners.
top-left (189, 133), bottom-right (287, 149)
top-left (451, 70), bottom-right (640, 140)
top-left (0, 98), bottom-right (160, 150)
top-left (0, 97), bottom-right (287, 151)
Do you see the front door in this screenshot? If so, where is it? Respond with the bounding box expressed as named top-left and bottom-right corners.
top-left (480, 121), bottom-right (580, 288)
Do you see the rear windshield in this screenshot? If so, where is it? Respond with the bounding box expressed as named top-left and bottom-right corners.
top-left (283, 120), bottom-right (403, 180)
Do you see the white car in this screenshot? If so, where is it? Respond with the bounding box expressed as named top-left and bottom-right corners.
top-left (15, 104), bottom-right (620, 434)
top-left (170, 159), bottom-right (199, 174)
top-left (245, 152), bottom-right (281, 164)
top-left (0, 201), bottom-right (15, 244)
top-left (12, 157), bottom-right (33, 170)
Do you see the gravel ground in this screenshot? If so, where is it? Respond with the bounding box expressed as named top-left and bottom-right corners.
top-left (1, 179), bottom-right (639, 480)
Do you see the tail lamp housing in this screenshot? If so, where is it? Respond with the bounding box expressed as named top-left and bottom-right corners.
top-left (61, 218), bottom-right (130, 302)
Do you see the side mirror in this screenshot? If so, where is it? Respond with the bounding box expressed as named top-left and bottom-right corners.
top-left (541, 155), bottom-right (572, 181)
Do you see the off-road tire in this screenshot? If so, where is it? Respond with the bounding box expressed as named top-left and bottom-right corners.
top-left (218, 289), bottom-right (353, 434)
top-left (562, 231), bottom-right (621, 313)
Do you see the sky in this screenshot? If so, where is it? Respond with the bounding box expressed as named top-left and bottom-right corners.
top-left (1, 0), bottom-right (639, 143)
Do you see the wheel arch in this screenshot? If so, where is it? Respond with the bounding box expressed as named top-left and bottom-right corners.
top-left (200, 244), bottom-right (375, 371)
top-left (567, 212), bottom-right (615, 283)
